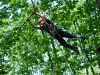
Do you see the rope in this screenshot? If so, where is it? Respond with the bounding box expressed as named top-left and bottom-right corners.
top-left (44, 20), bottom-right (62, 39)
top-left (20, 0), bottom-right (37, 28)
top-left (44, 18), bottom-right (75, 74)
top-left (73, 20), bottom-right (96, 74)
top-left (20, 2), bottom-right (75, 73)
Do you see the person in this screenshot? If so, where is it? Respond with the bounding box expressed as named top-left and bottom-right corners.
top-left (27, 12), bottom-right (85, 54)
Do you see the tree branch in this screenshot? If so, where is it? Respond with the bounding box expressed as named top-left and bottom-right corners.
top-left (51, 38), bottom-right (57, 57)
top-left (96, 0), bottom-right (100, 9)
top-left (47, 49), bottom-right (56, 75)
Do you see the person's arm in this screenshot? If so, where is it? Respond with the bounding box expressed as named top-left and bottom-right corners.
top-left (27, 19), bottom-right (40, 29)
top-left (35, 12), bottom-right (46, 19)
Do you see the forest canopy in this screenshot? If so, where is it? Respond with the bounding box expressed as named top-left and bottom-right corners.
top-left (0, 0), bottom-right (100, 75)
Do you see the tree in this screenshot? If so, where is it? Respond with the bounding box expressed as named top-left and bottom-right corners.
top-left (96, 0), bottom-right (100, 9)
top-left (0, 0), bottom-right (100, 75)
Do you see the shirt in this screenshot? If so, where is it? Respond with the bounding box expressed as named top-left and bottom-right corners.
top-left (39, 19), bottom-right (58, 36)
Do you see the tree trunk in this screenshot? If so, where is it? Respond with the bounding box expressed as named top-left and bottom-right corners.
top-left (96, 0), bottom-right (100, 9)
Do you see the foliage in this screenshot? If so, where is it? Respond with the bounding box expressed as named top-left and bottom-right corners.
top-left (0, 0), bottom-right (100, 75)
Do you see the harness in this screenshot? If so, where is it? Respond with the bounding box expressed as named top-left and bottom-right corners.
top-left (43, 20), bottom-right (57, 36)
top-left (43, 19), bottom-right (62, 38)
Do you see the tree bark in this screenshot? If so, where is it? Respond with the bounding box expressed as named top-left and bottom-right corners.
top-left (47, 49), bottom-right (56, 75)
top-left (86, 68), bottom-right (89, 75)
top-left (85, 54), bottom-right (95, 75)
top-left (96, 0), bottom-right (100, 9)
top-left (51, 38), bottom-right (57, 57)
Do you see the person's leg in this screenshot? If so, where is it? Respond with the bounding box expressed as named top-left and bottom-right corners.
top-left (55, 36), bottom-right (79, 54)
top-left (62, 31), bottom-right (85, 40)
